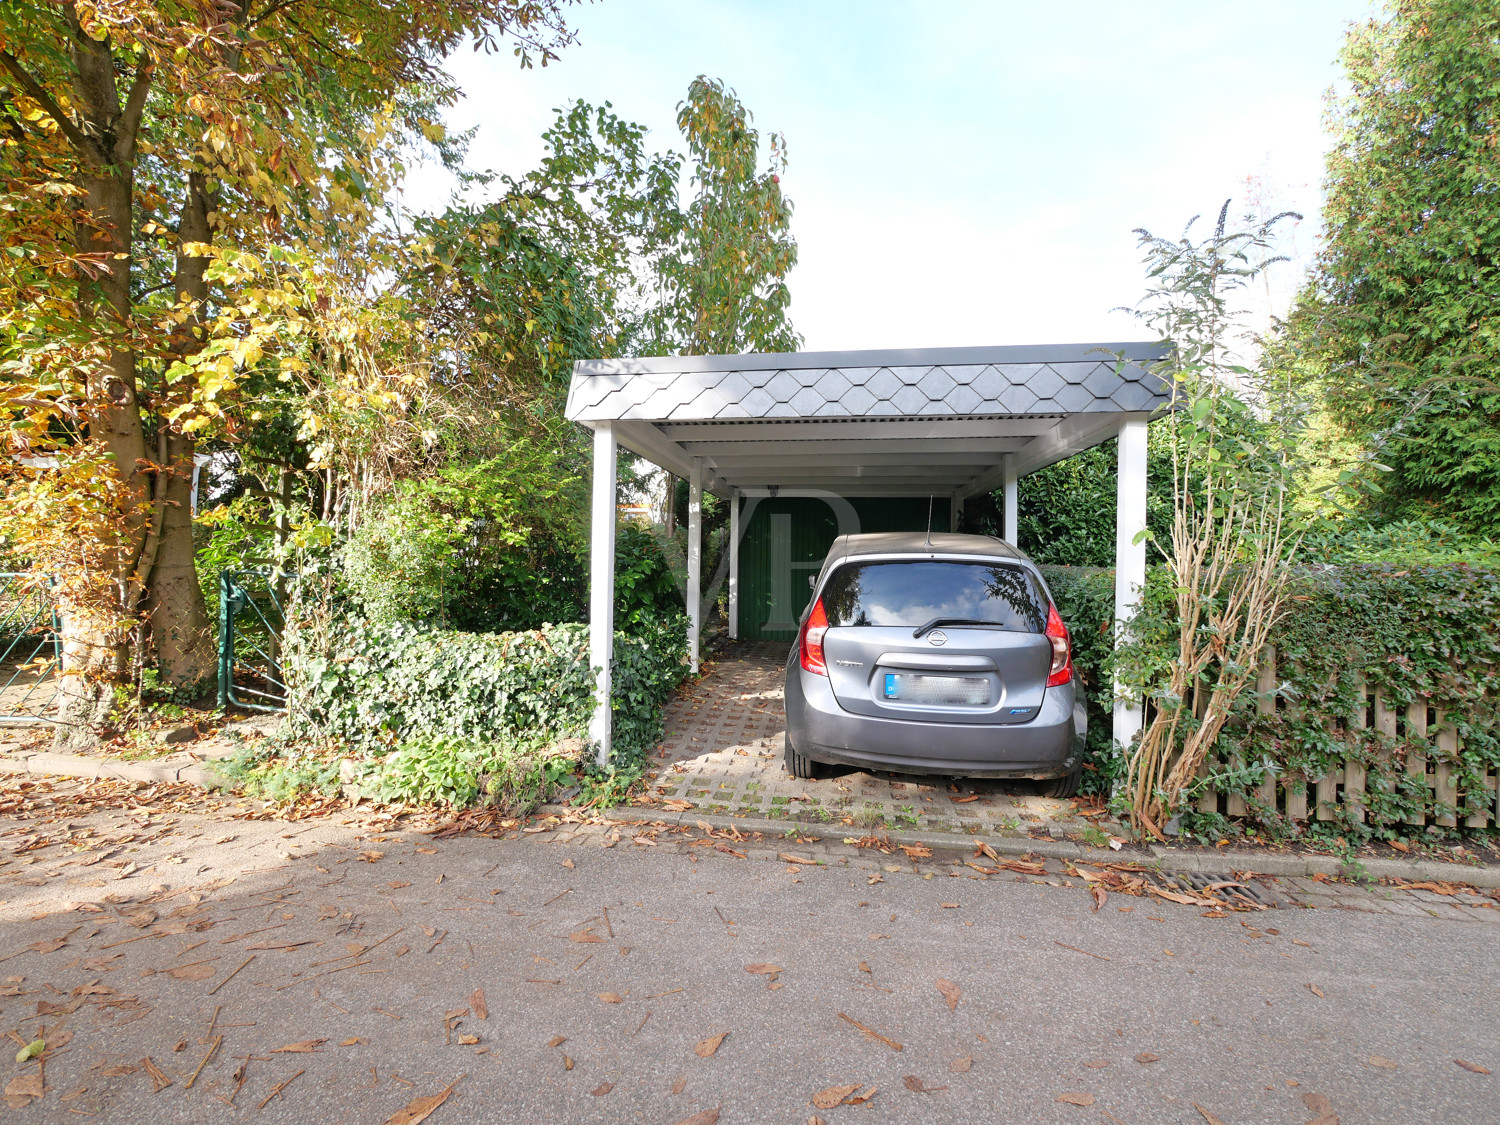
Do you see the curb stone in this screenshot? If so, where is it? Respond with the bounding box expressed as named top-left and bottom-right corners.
top-left (4, 749), bottom-right (1496, 889)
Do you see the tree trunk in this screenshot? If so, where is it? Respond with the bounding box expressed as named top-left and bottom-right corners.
top-left (145, 432), bottom-right (215, 687)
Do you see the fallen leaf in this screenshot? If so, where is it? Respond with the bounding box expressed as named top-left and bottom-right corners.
top-left (272, 1039), bottom-right (327, 1053)
top-left (952, 794), bottom-right (979, 803)
top-left (360, 851), bottom-right (383, 863)
top-left (811, 1084), bottom-right (861, 1109)
top-left (1306, 984), bottom-right (1324, 998)
top-left (670, 1110), bottom-right (719, 1125)
top-left (561, 858), bottom-right (575, 869)
top-left (547, 1035), bottom-right (566, 1048)
top-left (1135, 1052), bottom-right (1160, 1064)
top-left (1302, 1093), bottom-right (1333, 1115)
top-left (948, 1056), bottom-right (972, 1073)
top-left (570, 931), bottom-right (605, 944)
top-left (1194, 1104), bottom-right (1230, 1125)
top-left (1091, 885), bottom-right (1107, 912)
top-left (670, 1076), bottom-right (686, 1095)
top-left (1455, 1059), bottom-right (1491, 1074)
top-left (1388, 839), bottom-right (1410, 853)
top-left (26, 939), bottom-right (67, 954)
top-left (591, 1082), bottom-right (613, 1096)
top-left (99, 1065), bottom-right (139, 1077)
top-left (939, 903), bottom-right (960, 909)
top-left (168, 963), bottom-right (216, 981)
top-left (745, 963), bottom-right (781, 976)
top-left (935, 978), bottom-right (961, 1011)
top-left (14, 1039), bottom-right (44, 1063)
top-left (846, 1086), bottom-right (877, 1105)
top-left (470, 989), bottom-right (488, 1020)
top-left (457, 1034), bottom-right (479, 1045)
top-left (1368, 1055), bottom-right (1398, 1070)
top-left (1085, 1059), bottom-right (1110, 1069)
top-left (902, 1075), bottom-right (948, 1093)
top-left (598, 992), bottom-right (624, 1003)
top-left (564, 1056), bottom-right (574, 1070)
top-left (694, 1032), bottom-right (728, 1058)
top-left (340, 1038), bottom-right (365, 1046)
top-left (4, 1073), bottom-right (43, 1100)
top-left (387, 881), bottom-right (411, 889)
top-left (378, 1084), bottom-right (455, 1125)
top-left (779, 853), bottom-right (817, 865)
top-left (1055, 1092), bottom-right (1095, 1106)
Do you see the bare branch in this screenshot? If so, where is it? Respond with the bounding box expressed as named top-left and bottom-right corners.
top-left (0, 48), bottom-right (99, 159)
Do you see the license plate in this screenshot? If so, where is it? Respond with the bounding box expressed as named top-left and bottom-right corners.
top-left (883, 673), bottom-right (990, 706)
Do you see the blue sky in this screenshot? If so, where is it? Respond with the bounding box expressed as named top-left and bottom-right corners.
top-left (404, 0), bottom-right (1380, 351)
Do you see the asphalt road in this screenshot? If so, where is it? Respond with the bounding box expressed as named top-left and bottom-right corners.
top-left (1, 802), bottom-right (1497, 1124)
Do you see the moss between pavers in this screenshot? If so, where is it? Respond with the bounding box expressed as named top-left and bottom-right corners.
top-left (769, 796), bottom-right (790, 805)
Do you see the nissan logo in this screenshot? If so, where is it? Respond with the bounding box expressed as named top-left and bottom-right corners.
top-left (928, 630), bottom-right (947, 647)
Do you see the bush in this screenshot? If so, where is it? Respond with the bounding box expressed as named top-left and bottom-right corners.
top-left (1038, 566), bottom-right (1117, 794)
top-left (284, 604), bottom-right (688, 773)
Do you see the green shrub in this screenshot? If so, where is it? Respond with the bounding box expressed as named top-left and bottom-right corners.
top-left (345, 735), bottom-right (576, 811)
top-left (1038, 566), bottom-right (1117, 794)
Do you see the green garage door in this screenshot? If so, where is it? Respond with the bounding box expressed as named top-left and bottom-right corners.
top-left (738, 496), bottom-right (950, 641)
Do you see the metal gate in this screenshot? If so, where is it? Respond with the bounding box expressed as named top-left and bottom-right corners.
top-left (0, 573), bottom-right (61, 726)
top-left (217, 569), bottom-right (288, 712)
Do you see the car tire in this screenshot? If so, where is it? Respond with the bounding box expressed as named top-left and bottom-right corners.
top-left (1038, 766), bottom-right (1082, 799)
top-left (784, 739), bottom-right (829, 781)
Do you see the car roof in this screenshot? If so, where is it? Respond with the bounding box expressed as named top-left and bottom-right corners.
top-left (828, 532), bottom-right (1030, 563)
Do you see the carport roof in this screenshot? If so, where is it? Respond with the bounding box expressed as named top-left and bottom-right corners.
top-left (565, 341), bottom-right (1171, 498)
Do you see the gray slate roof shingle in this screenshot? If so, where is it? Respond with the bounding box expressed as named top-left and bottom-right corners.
top-left (566, 343), bottom-right (1171, 423)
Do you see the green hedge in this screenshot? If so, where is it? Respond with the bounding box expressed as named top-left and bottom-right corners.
top-left (1041, 561), bottom-right (1500, 838)
top-left (285, 610), bottom-right (688, 771)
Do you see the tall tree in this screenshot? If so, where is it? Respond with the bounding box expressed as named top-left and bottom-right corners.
top-left (1306, 0), bottom-right (1500, 531)
top-left (0, 0), bottom-right (572, 747)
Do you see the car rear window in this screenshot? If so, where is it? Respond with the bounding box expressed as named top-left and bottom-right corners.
top-left (819, 560), bottom-right (1047, 632)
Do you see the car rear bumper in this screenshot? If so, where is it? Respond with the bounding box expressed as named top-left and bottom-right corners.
top-left (785, 659), bottom-right (1085, 779)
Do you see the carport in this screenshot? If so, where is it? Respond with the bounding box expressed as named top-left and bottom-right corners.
top-left (564, 342), bottom-right (1171, 766)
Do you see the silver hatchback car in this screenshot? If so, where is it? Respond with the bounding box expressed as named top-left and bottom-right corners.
top-left (783, 532), bottom-right (1086, 796)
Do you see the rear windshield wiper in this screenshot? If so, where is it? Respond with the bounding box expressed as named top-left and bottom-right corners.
top-left (911, 617), bottom-right (1002, 639)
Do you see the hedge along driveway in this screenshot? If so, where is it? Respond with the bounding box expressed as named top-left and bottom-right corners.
top-left (283, 611), bottom-right (689, 770)
top-left (1044, 562), bottom-right (1500, 839)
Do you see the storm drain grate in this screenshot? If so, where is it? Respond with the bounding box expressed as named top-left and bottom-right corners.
top-left (1163, 871), bottom-right (1282, 909)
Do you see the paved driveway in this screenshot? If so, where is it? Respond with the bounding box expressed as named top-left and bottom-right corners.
top-left (1, 781), bottom-right (1496, 1124)
top-left (649, 641), bottom-right (1101, 839)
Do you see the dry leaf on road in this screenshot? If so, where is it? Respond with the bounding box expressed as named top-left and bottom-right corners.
top-left (939, 903), bottom-right (960, 909)
top-left (902, 1075), bottom-right (948, 1093)
top-left (811, 1084), bottom-right (861, 1109)
top-left (379, 1084), bottom-right (455, 1125)
top-left (1134, 1052), bottom-right (1160, 1064)
top-left (168, 963), bottom-right (217, 981)
top-left (1084, 1060), bottom-right (1110, 1069)
top-left (1306, 983), bottom-right (1324, 997)
top-left (671, 1109), bottom-right (719, 1125)
top-left (948, 1056), bottom-right (972, 1073)
top-left (598, 992), bottom-right (624, 1004)
top-left (1455, 1059), bottom-right (1491, 1074)
top-left (470, 989), bottom-right (488, 1020)
top-left (694, 1033), bottom-right (728, 1058)
top-left (4, 1073), bottom-right (44, 1100)
top-left (745, 963), bottom-right (781, 976)
top-left (591, 1082), bottom-right (613, 1096)
top-left (670, 1077), bottom-right (686, 1095)
top-left (779, 853), bottom-right (816, 865)
top-left (1368, 1055), bottom-right (1397, 1070)
top-left (563, 1056), bottom-right (574, 1071)
top-left (1194, 1104), bottom-right (1231, 1125)
top-left (1090, 885), bottom-right (1107, 912)
top-left (570, 931), bottom-right (605, 944)
top-left (561, 858), bottom-right (575, 869)
top-left (271, 1040), bottom-right (326, 1053)
top-left (457, 1035), bottom-right (479, 1046)
top-left (935, 978), bottom-right (961, 1011)
top-left (547, 1035), bottom-right (566, 1048)
top-left (1055, 1092), bottom-right (1095, 1106)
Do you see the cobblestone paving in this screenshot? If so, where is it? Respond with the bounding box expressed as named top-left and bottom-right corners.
top-left (645, 641), bottom-right (1117, 841)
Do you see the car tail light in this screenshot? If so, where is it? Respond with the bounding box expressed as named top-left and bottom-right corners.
top-left (1045, 602), bottom-right (1072, 687)
top-left (799, 597), bottom-right (829, 675)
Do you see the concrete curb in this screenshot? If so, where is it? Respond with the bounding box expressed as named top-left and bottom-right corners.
top-left (5, 749), bottom-right (1494, 888)
top-left (539, 802), bottom-right (1500, 888)
top-left (0, 749), bottom-right (229, 789)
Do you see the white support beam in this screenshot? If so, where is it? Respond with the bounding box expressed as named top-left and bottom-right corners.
top-left (728, 490), bottom-right (741, 640)
top-left (1003, 455), bottom-right (1019, 545)
top-left (1112, 416), bottom-right (1149, 755)
top-left (588, 422), bottom-right (618, 767)
top-left (688, 460), bottom-right (703, 674)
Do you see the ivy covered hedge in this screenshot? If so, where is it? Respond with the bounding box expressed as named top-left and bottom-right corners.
top-left (284, 609), bottom-right (688, 772)
top-left (1042, 561), bottom-right (1500, 838)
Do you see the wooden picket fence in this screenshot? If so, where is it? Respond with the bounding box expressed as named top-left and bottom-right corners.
top-left (1192, 646), bottom-right (1499, 830)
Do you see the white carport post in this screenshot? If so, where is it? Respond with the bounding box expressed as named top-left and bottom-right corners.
top-left (687, 460), bottom-right (703, 673)
top-left (728, 490), bottom-right (740, 640)
top-left (588, 422), bottom-right (617, 767)
top-left (1002, 455), bottom-right (1019, 545)
top-left (1112, 416), bottom-right (1149, 753)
